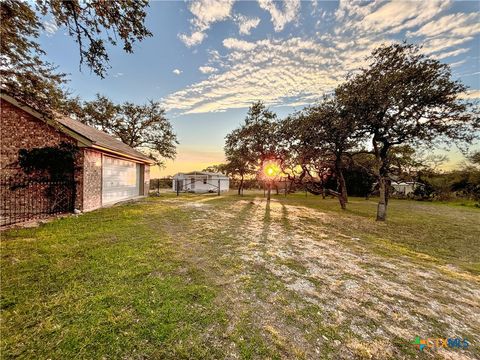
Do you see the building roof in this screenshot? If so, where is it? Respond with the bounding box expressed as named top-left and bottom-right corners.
top-left (55, 115), bottom-right (153, 163)
top-left (1, 93), bottom-right (154, 164)
top-left (174, 171), bottom-right (229, 178)
top-left (392, 181), bottom-right (423, 186)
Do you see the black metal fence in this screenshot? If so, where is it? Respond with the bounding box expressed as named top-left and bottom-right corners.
top-left (0, 179), bottom-right (76, 226)
top-left (149, 178), bottom-right (173, 195)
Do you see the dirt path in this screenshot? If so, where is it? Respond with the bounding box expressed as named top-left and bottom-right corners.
top-left (162, 196), bottom-right (480, 359)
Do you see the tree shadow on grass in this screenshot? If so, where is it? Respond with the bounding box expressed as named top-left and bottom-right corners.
top-left (280, 203), bottom-right (291, 231)
top-left (261, 201), bottom-right (271, 243)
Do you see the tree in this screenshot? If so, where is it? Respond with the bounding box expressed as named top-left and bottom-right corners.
top-left (72, 94), bottom-right (119, 132)
top-left (336, 43), bottom-right (479, 221)
top-left (36, 0), bottom-right (152, 78)
top-left (224, 102), bottom-right (278, 195)
top-left (1, 0), bottom-right (151, 111)
top-left (75, 96), bottom-right (178, 167)
top-left (468, 151), bottom-right (480, 166)
top-left (343, 161), bottom-right (376, 199)
top-left (276, 114), bottom-right (312, 193)
top-left (0, 0), bottom-right (68, 112)
top-left (278, 112), bottom-right (335, 199)
top-left (202, 164), bottom-right (228, 174)
top-left (301, 99), bottom-right (360, 209)
top-left (224, 131), bottom-right (255, 195)
top-left (277, 98), bottom-right (360, 209)
top-left (240, 101), bottom-right (278, 166)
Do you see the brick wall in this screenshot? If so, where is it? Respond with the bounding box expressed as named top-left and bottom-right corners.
top-left (82, 149), bottom-right (102, 211)
top-left (74, 150), bottom-right (84, 210)
top-left (143, 165), bottom-right (150, 196)
top-left (0, 99), bottom-right (76, 178)
top-left (1, 98), bottom-right (84, 220)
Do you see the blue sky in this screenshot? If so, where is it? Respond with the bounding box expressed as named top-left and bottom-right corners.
top-left (39, 0), bottom-right (480, 176)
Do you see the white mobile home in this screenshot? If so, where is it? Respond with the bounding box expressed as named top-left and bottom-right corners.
top-left (391, 181), bottom-right (424, 195)
top-left (172, 171), bottom-right (229, 193)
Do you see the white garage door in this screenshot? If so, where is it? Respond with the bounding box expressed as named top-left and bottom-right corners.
top-left (102, 156), bottom-right (141, 204)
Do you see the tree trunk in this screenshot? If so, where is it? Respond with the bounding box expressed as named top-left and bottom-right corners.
top-left (238, 175), bottom-right (244, 195)
top-left (335, 159), bottom-right (348, 210)
top-left (377, 176), bottom-right (387, 221)
top-left (267, 182), bottom-right (271, 202)
top-left (337, 173), bottom-right (347, 210)
top-left (289, 179), bottom-right (295, 193)
top-left (373, 138), bottom-right (390, 221)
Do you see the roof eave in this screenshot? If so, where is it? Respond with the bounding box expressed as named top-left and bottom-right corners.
top-left (91, 144), bottom-right (155, 164)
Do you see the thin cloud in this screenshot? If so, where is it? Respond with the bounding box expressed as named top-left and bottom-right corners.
top-left (235, 14), bottom-right (261, 35)
top-left (199, 66), bottom-right (218, 74)
top-left (433, 48), bottom-right (469, 60)
top-left (335, 0), bottom-right (452, 35)
top-left (258, 0), bottom-right (300, 32)
top-left (178, 31), bottom-right (206, 47)
top-left (179, 0), bottom-right (235, 47)
top-left (223, 38), bottom-right (256, 51)
top-left (459, 90), bottom-right (480, 100)
top-left (409, 12), bottom-right (480, 38)
top-left (43, 19), bottom-right (58, 36)
top-left (173, 69), bottom-right (182, 75)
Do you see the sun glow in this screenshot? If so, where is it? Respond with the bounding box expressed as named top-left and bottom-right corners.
top-left (262, 161), bottom-right (282, 180)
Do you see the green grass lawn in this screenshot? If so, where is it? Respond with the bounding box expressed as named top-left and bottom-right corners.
top-left (1, 192), bottom-right (479, 359)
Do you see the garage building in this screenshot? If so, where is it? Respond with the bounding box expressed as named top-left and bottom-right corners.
top-left (1, 94), bottom-right (154, 213)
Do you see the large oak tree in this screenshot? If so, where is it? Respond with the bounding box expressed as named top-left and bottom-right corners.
top-left (73, 95), bottom-right (178, 167)
top-left (302, 99), bottom-right (360, 209)
top-left (277, 98), bottom-right (361, 209)
top-left (336, 43), bottom-right (479, 221)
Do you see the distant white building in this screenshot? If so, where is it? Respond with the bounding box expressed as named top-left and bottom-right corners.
top-left (391, 181), bottom-right (424, 195)
top-left (172, 171), bottom-right (230, 193)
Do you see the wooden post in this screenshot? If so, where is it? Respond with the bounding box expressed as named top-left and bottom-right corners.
top-left (218, 179), bottom-right (220, 196)
top-left (176, 179), bottom-right (180, 196)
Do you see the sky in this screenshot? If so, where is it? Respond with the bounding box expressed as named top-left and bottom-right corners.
top-left (38, 0), bottom-right (480, 177)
